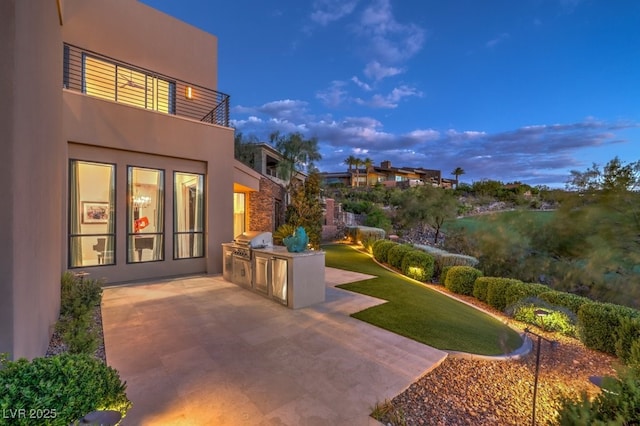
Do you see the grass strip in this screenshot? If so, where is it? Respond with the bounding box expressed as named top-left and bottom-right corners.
top-left (324, 243), bottom-right (522, 355)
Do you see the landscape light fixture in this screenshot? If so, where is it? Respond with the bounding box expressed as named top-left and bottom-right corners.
top-left (524, 312), bottom-right (557, 426)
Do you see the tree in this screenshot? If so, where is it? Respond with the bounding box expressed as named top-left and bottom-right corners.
top-left (363, 157), bottom-right (373, 187)
top-left (285, 172), bottom-right (324, 249)
top-left (234, 132), bottom-right (259, 168)
top-left (567, 157), bottom-right (640, 193)
top-left (451, 167), bottom-right (465, 189)
top-left (395, 185), bottom-right (458, 244)
top-left (354, 157), bottom-right (363, 187)
top-left (269, 131), bottom-right (322, 190)
top-left (344, 155), bottom-right (358, 173)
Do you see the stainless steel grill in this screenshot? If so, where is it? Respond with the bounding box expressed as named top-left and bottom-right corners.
top-left (223, 231), bottom-right (273, 288)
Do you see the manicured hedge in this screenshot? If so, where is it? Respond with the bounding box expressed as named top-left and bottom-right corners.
top-left (473, 277), bottom-right (492, 302)
top-left (0, 353), bottom-right (131, 425)
top-left (615, 317), bottom-right (640, 366)
top-left (372, 240), bottom-right (397, 264)
top-left (387, 244), bottom-right (414, 270)
top-left (508, 299), bottom-right (577, 337)
top-left (486, 278), bottom-right (522, 311)
top-left (505, 282), bottom-right (551, 308)
top-left (414, 244), bottom-right (478, 279)
top-left (401, 250), bottom-right (435, 282)
top-left (538, 290), bottom-right (592, 315)
top-left (578, 302), bottom-right (640, 355)
top-left (444, 266), bottom-right (483, 296)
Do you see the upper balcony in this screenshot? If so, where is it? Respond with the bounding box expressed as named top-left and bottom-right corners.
top-left (63, 43), bottom-right (230, 128)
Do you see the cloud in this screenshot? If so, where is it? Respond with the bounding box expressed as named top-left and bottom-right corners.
top-left (232, 103), bottom-right (637, 187)
top-left (363, 61), bottom-right (404, 81)
top-left (356, 84), bottom-right (422, 108)
top-left (486, 33), bottom-right (510, 48)
top-left (355, 0), bottom-right (426, 64)
top-left (316, 81), bottom-right (349, 108)
top-left (351, 76), bottom-right (372, 91)
top-left (310, 0), bottom-right (359, 25)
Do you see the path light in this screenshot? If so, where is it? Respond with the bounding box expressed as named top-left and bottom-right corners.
top-left (525, 309), bottom-right (558, 426)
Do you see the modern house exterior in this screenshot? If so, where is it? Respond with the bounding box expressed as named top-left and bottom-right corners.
top-left (1, 0), bottom-right (247, 360)
top-left (321, 160), bottom-right (454, 188)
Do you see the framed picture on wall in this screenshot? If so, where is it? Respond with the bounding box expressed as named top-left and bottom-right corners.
top-left (82, 201), bottom-right (109, 224)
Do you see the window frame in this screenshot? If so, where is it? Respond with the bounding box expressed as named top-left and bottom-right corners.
top-left (173, 171), bottom-right (206, 260)
top-left (68, 159), bottom-right (117, 269)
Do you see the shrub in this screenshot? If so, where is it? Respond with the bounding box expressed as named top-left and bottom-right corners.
top-left (473, 277), bottom-right (491, 302)
top-left (615, 317), bottom-right (640, 368)
top-left (578, 302), bottom-right (640, 355)
top-left (372, 240), bottom-right (397, 264)
top-left (345, 226), bottom-right (386, 244)
top-left (413, 245), bottom-right (478, 279)
top-left (60, 272), bottom-right (103, 318)
top-left (56, 315), bottom-right (98, 355)
top-left (444, 266), bottom-right (483, 296)
top-left (0, 353), bottom-right (132, 425)
top-left (507, 298), bottom-right (577, 336)
top-left (273, 223), bottom-right (297, 246)
top-left (387, 244), bottom-right (414, 270)
top-left (505, 282), bottom-right (551, 308)
top-left (401, 250), bottom-right (435, 282)
top-left (486, 278), bottom-right (522, 311)
top-left (538, 290), bottom-right (592, 315)
top-left (439, 266), bottom-right (452, 285)
top-left (557, 366), bottom-right (640, 425)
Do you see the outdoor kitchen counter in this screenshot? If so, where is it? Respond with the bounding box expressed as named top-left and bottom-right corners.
top-left (251, 247), bottom-right (326, 309)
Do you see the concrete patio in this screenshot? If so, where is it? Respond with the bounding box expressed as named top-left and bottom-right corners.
top-left (102, 268), bottom-right (448, 425)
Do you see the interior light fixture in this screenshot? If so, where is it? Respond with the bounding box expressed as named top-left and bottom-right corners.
top-left (185, 86), bottom-right (193, 99)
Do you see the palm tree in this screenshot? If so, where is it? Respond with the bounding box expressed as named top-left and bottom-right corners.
top-left (451, 167), bottom-right (465, 189)
top-left (363, 157), bottom-right (373, 187)
top-left (354, 158), bottom-right (363, 187)
top-left (344, 155), bottom-right (358, 187)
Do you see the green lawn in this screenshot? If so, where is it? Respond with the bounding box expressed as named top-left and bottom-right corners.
top-left (324, 244), bottom-right (523, 355)
top-left (443, 210), bottom-right (556, 234)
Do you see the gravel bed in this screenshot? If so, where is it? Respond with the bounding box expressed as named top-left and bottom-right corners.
top-left (45, 304), bottom-right (107, 363)
top-left (378, 288), bottom-right (618, 425)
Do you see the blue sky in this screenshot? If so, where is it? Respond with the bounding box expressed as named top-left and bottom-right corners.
top-left (142, 0), bottom-right (639, 187)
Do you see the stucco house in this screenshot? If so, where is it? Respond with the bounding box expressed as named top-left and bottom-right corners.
top-left (1, 0), bottom-right (258, 360)
top-left (321, 160), bottom-right (454, 188)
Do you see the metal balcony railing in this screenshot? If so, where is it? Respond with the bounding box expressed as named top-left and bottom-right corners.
top-left (63, 43), bottom-right (230, 127)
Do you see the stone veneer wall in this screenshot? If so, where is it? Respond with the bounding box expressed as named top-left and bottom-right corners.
top-left (249, 177), bottom-right (286, 232)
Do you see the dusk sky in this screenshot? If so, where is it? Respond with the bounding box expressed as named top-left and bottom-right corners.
top-left (142, 0), bottom-right (639, 187)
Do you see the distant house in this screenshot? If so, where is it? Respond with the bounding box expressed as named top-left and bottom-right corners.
top-left (321, 160), bottom-right (455, 188)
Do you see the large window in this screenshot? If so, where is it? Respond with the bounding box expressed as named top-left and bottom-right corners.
top-left (233, 193), bottom-right (246, 238)
top-left (174, 172), bottom-right (204, 259)
top-left (83, 55), bottom-right (175, 114)
top-left (128, 167), bottom-right (164, 263)
top-left (69, 161), bottom-right (116, 267)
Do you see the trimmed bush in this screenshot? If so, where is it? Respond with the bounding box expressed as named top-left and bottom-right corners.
top-left (439, 266), bottom-right (452, 285)
top-left (401, 250), bottom-right (435, 282)
top-left (372, 240), bottom-right (397, 264)
top-left (486, 278), bottom-right (522, 311)
top-left (505, 282), bottom-right (551, 308)
top-left (615, 317), bottom-right (640, 367)
top-left (473, 277), bottom-right (491, 302)
top-left (346, 226), bottom-right (386, 244)
top-left (444, 266), bottom-right (483, 296)
top-left (0, 353), bottom-right (131, 425)
top-left (578, 302), bottom-right (640, 355)
top-left (387, 244), bottom-right (414, 270)
top-left (414, 244), bottom-right (478, 279)
top-left (538, 290), bottom-right (592, 315)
